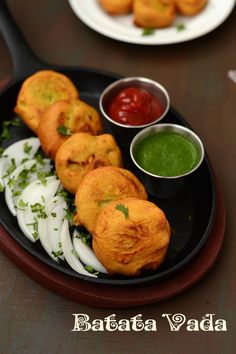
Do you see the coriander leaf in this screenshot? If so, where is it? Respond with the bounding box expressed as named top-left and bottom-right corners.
top-left (32, 231), bottom-right (38, 240)
top-left (0, 147), bottom-right (4, 158)
top-left (10, 117), bottom-right (21, 127)
top-left (57, 125), bottom-right (72, 136)
top-left (18, 199), bottom-right (28, 209)
top-left (52, 250), bottom-right (64, 258)
top-left (0, 118), bottom-right (20, 141)
top-left (3, 158), bottom-right (16, 178)
top-left (75, 230), bottom-right (92, 247)
top-left (30, 202), bottom-right (47, 219)
top-left (37, 171), bottom-right (47, 186)
top-left (35, 154), bottom-right (45, 165)
top-left (0, 183), bottom-right (4, 193)
top-left (176, 23), bottom-right (186, 32)
top-left (84, 265), bottom-right (99, 275)
top-left (23, 142), bottom-right (33, 154)
top-left (142, 28), bottom-right (155, 36)
top-left (115, 204), bottom-right (129, 219)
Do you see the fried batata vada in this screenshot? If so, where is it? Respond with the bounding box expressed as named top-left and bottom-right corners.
top-left (175, 0), bottom-right (207, 15)
top-left (75, 166), bottom-right (148, 233)
top-left (93, 198), bottom-right (171, 276)
top-left (14, 70), bottom-right (79, 133)
top-left (55, 133), bottom-right (122, 194)
top-left (38, 99), bottom-right (103, 160)
top-left (99, 0), bottom-right (133, 14)
top-left (133, 0), bottom-right (176, 28)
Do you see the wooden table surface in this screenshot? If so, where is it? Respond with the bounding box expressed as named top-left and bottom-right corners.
top-left (0, 1), bottom-right (236, 353)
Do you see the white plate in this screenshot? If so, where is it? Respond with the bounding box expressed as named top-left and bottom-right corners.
top-left (68, 0), bottom-right (235, 45)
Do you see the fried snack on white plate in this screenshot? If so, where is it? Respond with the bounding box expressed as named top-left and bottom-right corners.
top-left (133, 0), bottom-right (176, 28)
top-left (75, 166), bottom-right (148, 233)
top-left (14, 70), bottom-right (79, 133)
top-left (55, 132), bottom-right (122, 194)
top-left (93, 198), bottom-right (171, 276)
top-left (175, 0), bottom-right (208, 15)
top-left (38, 98), bottom-right (103, 160)
top-left (99, 0), bottom-right (133, 14)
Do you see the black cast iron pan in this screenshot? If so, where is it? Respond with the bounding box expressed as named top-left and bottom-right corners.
top-left (0, 1), bottom-right (216, 286)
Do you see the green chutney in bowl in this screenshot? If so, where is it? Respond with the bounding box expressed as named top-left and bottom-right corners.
top-left (130, 124), bottom-right (204, 198)
top-left (133, 131), bottom-right (201, 177)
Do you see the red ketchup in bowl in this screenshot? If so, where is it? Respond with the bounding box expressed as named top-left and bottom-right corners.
top-left (107, 87), bottom-right (164, 126)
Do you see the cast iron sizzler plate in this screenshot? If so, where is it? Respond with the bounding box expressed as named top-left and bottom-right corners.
top-left (0, 70), bottom-right (216, 286)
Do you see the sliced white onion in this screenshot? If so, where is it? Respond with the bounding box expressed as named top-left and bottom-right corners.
top-left (73, 230), bottom-right (108, 274)
top-left (1, 137), bottom-right (40, 186)
top-left (16, 176), bottom-right (60, 242)
top-left (60, 219), bottom-right (97, 278)
top-left (5, 158), bottom-right (52, 216)
top-left (0, 157), bottom-right (4, 191)
top-left (38, 196), bottom-right (66, 261)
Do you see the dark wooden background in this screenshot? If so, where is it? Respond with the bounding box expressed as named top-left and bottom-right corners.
top-left (0, 1), bottom-right (236, 353)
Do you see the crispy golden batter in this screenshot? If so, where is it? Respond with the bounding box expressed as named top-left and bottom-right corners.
top-left (75, 166), bottom-right (148, 233)
top-left (93, 198), bottom-right (171, 276)
top-left (99, 0), bottom-right (133, 14)
top-left (14, 70), bottom-right (79, 133)
top-left (55, 133), bottom-right (122, 194)
top-left (133, 0), bottom-right (176, 28)
top-left (38, 99), bottom-right (103, 160)
top-left (175, 0), bottom-right (207, 15)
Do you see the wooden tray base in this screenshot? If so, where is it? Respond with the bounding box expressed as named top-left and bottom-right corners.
top-left (0, 176), bottom-right (225, 308)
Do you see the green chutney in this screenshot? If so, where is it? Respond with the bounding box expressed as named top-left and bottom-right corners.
top-left (134, 131), bottom-right (201, 177)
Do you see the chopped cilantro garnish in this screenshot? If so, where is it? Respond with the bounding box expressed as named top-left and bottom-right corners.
top-left (57, 189), bottom-right (72, 202)
top-left (65, 209), bottom-right (74, 224)
top-left (115, 204), bottom-right (129, 219)
top-left (84, 265), bottom-right (99, 275)
top-left (32, 231), bottom-right (38, 240)
top-left (37, 171), bottom-right (47, 186)
top-left (57, 125), bottom-right (72, 136)
top-left (21, 157), bottom-right (29, 164)
top-left (0, 183), bottom-right (4, 193)
top-left (51, 212), bottom-right (57, 217)
top-left (23, 142), bottom-right (33, 154)
top-left (176, 23), bottom-right (186, 32)
top-left (142, 28), bottom-right (155, 36)
top-left (3, 158), bottom-right (16, 178)
top-left (18, 169), bottom-right (30, 189)
top-left (12, 190), bottom-right (21, 197)
top-left (0, 147), bottom-right (4, 158)
top-left (18, 199), bottom-right (28, 209)
top-left (35, 154), bottom-right (45, 165)
top-left (52, 250), bottom-right (63, 258)
top-left (75, 230), bottom-right (92, 247)
top-left (0, 118), bottom-right (20, 141)
top-left (30, 202), bottom-right (47, 219)
top-left (7, 177), bottom-right (16, 188)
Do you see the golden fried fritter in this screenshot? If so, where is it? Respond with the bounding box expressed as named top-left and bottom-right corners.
top-left (175, 0), bottom-right (207, 15)
top-left (99, 0), bottom-right (133, 14)
top-left (38, 99), bottom-right (103, 160)
top-left (55, 133), bottom-right (122, 194)
top-left (133, 0), bottom-right (176, 28)
top-left (14, 70), bottom-right (79, 133)
top-left (75, 166), bottom-right (147, 233)
top-left (93, 198), bottom-right (171, 276)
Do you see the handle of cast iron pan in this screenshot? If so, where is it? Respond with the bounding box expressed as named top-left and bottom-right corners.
top-left (0, 0), bottom-right (49, 82)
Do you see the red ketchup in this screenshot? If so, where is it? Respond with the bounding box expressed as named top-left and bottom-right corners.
top-left (107, 87), bottom-right (164, 126)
